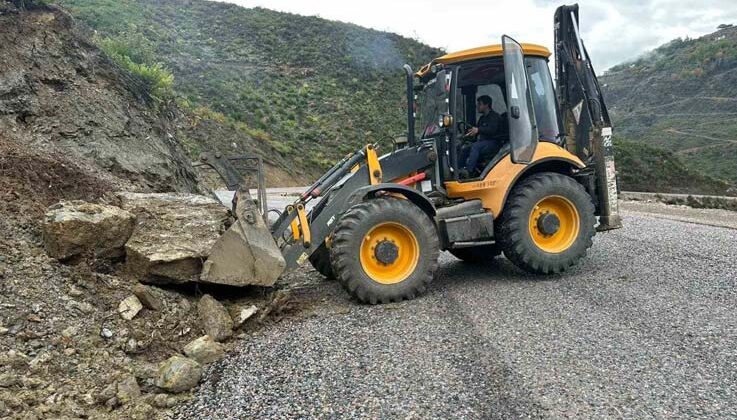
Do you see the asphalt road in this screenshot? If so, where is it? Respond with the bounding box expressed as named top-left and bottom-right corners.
top-left (177, 205), bottom-right (737, 419)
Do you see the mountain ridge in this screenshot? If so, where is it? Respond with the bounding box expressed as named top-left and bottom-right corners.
top-left (601, 25), bottom-right (737, 190)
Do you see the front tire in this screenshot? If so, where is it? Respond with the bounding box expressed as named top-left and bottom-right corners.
top-left (497, 172), bottom-right (596, 274)
top-left (330, 197), bottom-right (439, 304)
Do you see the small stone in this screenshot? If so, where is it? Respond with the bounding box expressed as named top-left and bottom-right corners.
top-left (118, 295), bottom-right (143, 320)
top-left (124, 338), bottom-right (141, 354)
top-left (232, 305), bottom-right (258, 328)
top-left (179, 298), bottom-right (191, 313)
top-left (116, 374), bottom-right (141, 404)
top-left (132, 362), bottom-right (158, 380)
top-left (68, 285), bottom-right (84, 297)
top-left (0, 327), bottom-right (8, 335)
top-left (155, 355), bottom-right (202, 393)
top-left (105, 396), bottom-right (120, 409)
top-left (71, 301), bottom-right (95, 314)
top-left (197, 295), bottom-right (233, 342)
top-left (0, 373), bottom-right (19, 387)
top-left (132, 284), bottom-right (162, 310)
top-left (152, 393), bottom-right (169, 408)
top-left (80, 393), bottom-right (95, 406)
top-left (100, 327), bottom-right (113, 339)
top-left (61, 326), bottom-right (78, 339)
top-left (97, 383), bottom-right (117, 403)
top-left (183, 335), bottom-right (224, 365)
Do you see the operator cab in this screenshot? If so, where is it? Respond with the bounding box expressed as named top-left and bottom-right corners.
top-left (413, 37), bottom-right (563, 182)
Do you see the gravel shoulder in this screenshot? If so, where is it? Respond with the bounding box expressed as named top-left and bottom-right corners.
top-left (620, 200), bottom-right (737, 230)
top-left (177, 206), bottom-right (737, 419)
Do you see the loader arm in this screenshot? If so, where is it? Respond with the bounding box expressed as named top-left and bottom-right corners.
top-left (199, 142), bottom-right (437, 285)
top-left (554, 4), bottom-right (622, 230)
top-left (273, 143), bottom-right (436, 271)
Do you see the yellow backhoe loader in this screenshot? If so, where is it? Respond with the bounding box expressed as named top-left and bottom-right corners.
top-left (199, 4), bottom-right (622, 304)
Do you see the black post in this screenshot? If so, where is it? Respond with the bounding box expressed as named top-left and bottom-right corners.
top-left (403, 64), bottom-right (415, 146)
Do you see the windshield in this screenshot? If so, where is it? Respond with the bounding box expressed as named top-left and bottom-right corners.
top-left (525, 57), bottom-right (560, 142)
top-left (415, 74), bottom-right (450, 139)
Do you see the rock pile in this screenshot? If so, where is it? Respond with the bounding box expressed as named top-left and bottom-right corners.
top-left (41, 192), bottom-right (281, 287)
top-left (17, 193), bottom-right (284, 418)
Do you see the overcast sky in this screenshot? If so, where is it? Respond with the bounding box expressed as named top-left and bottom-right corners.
top-left (224, 0), bottom-right (737, 70)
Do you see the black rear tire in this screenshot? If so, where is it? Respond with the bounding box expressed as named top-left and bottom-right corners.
top-left (497, 172), bottom-right (596, 274)
top-left (330, 197), bottom-right (439, 304)
top-left (308, 243), bottom-right (334, 279)
top-left (448, 244), bottom-right (501, 263)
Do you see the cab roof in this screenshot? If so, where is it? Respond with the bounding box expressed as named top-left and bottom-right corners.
top-left (416, 43), bottom-right (551, 77)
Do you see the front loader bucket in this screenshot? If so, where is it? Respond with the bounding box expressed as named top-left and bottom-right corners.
top-left (200, 188), bottom-right (286, 287)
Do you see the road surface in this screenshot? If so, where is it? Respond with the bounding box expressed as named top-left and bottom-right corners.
top-left (178, 198), bottom-right (736, 419)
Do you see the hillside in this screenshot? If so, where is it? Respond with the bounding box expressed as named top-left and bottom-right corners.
top-left (613, 138), bottom-right (733, 195)
top-left (59, 0), bottom-right (443, 178)
top-left (601, 25), bottom-right (737, 188)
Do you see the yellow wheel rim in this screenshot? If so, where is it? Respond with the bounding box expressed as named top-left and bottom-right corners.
top-left (528, 195), bottom-right (580, 253)
top-left (359, 222), bottom-right (419, 284)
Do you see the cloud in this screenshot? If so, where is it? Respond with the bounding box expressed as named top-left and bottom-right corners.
top-left (223, 0), bottom-right (737, 70)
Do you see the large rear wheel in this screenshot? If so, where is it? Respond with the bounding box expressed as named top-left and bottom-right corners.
top-left (330, 197), bottom-right (439, 304)
top-left (497, 172), bottom-right (596, 274)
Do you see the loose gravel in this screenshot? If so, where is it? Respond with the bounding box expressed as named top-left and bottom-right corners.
top-left (176, 213), bottom-right (737, 419)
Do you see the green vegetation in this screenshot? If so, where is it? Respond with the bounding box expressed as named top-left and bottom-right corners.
top-left (59, 0), bottom-right (441, 173)
top-left (602, 25), bottom-right (737, 192)
top-left (94, 30), bottom-right (174, 100)
top-left (613, 137), bottom-right (732, 195)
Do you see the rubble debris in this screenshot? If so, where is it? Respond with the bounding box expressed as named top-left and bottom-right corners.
top-left (119, 192), bottom-right (230, 284)
top-left (118, 295), bottom-right (143, 320)
top-left (183, 335), bottom-right (225, 364)
top-left (133, 283), bottom-right (163, 311)
top-left (42, 201), bottom-right (136, 260)
top-left (116, 374), bottom-right (141, 404)
top-left (197, 295), bottom-right (233, 342)
top-left (232, 304), bottom-right (259, 328)
top-left (155, 355), bottom-right (202, 393)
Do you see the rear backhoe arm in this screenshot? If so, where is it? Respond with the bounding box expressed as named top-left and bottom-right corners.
top-left (554, 4), bottom-right (622, 231)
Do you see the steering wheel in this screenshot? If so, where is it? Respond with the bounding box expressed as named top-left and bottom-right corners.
top-left (456, 121), bottom-right (474, 143)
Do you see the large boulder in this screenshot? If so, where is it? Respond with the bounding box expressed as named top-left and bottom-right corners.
top-left (118, 192), bottom-right (230, 284)
top-left (197, 295), bottom-right (233, 342)
top-left (155, 355), bottom-right (202, 393)
top-left (42, 201), bottom-right (136, 260)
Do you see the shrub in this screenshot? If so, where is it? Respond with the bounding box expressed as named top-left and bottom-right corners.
top-left (96, 34), bottom-right (174, 100)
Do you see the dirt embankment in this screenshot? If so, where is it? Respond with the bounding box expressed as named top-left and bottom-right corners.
top-left (0, 3), bottom-right (200, 193)
top-left (0, 3), bottom-right (307, 418)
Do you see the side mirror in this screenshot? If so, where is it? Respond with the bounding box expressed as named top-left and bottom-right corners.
top-left (511, 105), bottom-right (521, 119)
